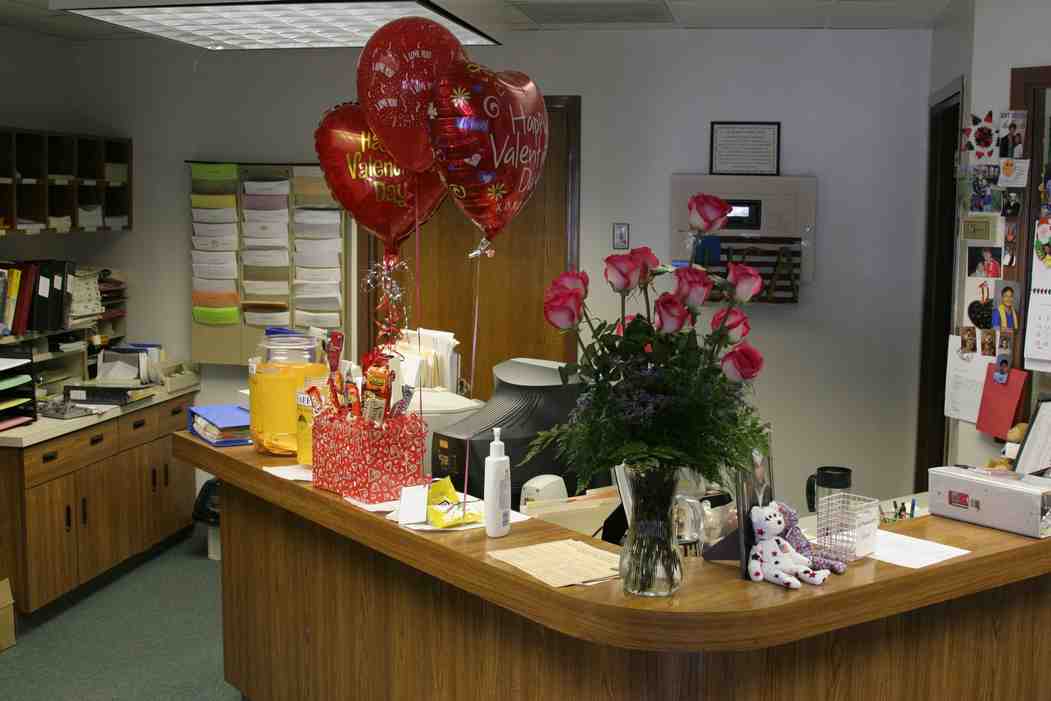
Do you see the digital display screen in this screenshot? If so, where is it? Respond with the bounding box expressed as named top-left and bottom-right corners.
top-left (729, 205), bottom-right (752, 218)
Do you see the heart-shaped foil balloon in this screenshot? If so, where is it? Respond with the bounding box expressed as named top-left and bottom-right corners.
top-left (430, 61), bottom-right (549, 244)
top-left (357, 17), bottom-right (467, 174)
top-left (314, 102), bottom-right (445, 257)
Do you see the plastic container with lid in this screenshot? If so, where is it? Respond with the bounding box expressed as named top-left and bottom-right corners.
top-left (249, 332), bottom-right (327, 455)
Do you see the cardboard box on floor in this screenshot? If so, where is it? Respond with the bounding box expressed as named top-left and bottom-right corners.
top-left (0, 579), bottom-right (14, 652)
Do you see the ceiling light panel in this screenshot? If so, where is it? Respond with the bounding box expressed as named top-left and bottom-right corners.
top-left (67, 1), bottom-right (496, 49)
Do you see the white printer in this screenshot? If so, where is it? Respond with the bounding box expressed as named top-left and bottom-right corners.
top-left (928, 466), bottom-right (1051, 538)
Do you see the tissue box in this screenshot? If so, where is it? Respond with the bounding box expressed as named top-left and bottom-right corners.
top-left (312, 411), bottom-right (428, 503)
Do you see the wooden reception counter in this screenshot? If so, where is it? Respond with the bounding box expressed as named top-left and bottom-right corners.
top-left (175, 432), bottom-right (1051, 700)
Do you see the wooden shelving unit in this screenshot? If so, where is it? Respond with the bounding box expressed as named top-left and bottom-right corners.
top-left (0, 127), bottom-right (132, 235)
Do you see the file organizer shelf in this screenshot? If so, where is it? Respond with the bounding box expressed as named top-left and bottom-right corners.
top-left (187, 161), bottom-right (348, 366)
top-left (0, 127), bottom-right (132, 236)
top-left (0, 349), bottom-right (37, 431)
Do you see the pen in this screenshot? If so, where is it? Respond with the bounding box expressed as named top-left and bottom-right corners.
top-left (910, 498), bottom-right (916, 519)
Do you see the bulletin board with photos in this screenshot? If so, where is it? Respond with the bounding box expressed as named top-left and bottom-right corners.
top-left (946, 110), bottom-right (1034, 437)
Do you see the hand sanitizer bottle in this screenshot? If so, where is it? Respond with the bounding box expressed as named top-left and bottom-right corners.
top-left (484, 427), bottom-right (511, 538)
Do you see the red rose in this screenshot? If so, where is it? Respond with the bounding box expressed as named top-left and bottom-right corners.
top-left (672, 267), bottom-right (714, 309)
top-left (615, 313), bottom-right (639, 336)
top-left (543, 286), bottom-right (584, 330)
top-left (688, 193), bottom-right (732, 233)
top-left (552, 270), bottom-right (589, 298)
top-left (654, 293), bottom-right (693, 334)
top-left (722, 341), bottom-right (764, 382)
top-left (711, 308), bottom-right (751, 343)
top-left (604, 254), bottom-right (641, 293)
top-left (629, 246), bottom-right (660, 283)
top-left (727, 263), bottom-right (763, 302)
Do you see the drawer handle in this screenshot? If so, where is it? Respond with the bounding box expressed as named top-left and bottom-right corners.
top-left (65, 505), bottom-right (72, 532)
top-left (90, 433), bottom-right (104, 445)
top-left (82, 497), bottom-right (88, 526)
top-left (151, 468), bottom-right (157, 493)
top-left (42, 451), bottom-right (58, 463)
top-left (164, 463), bottom-right (170, 487)
top-left (132, 419), bottom-right (146, 430)
top-left (170, 406), bottom-right (183, 416)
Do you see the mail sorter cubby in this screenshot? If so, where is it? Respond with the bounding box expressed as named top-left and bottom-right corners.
top-left (0, 127), bottom-right (132, 235)
top-left (187, 161), bottom-right (348, 365)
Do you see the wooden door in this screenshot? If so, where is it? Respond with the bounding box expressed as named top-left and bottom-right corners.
top-left (137, 441), bottom-right (165, 549)
top-left (155, 435), bottom-right (195, 538)
top-left (362, 97), bottom-right (581, 400)
top-left (23, 474), bottom-right (78, 610)
top-left (75, 455), bottom-right (140, 583)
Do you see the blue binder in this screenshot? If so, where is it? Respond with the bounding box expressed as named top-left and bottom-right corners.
top-left (187, 405), bottom-right (252, 447)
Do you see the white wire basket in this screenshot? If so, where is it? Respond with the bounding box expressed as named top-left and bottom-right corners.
top-left (815, 493), bottom-right (880, 562)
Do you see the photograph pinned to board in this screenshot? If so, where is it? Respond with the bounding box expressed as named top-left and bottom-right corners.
top-left (993, 355), bottom-right (1011, 385)
top-left (980, 328), bottom-right (997, 357)
top-left (1001, 189), bottom-right (1024, 217)
top-left (961, 214), bottom-right (997, 242)
top-left (964, 278), bottom-right (995, 329)
top-left (998, 160), bottom-right (1030, 188)
top-left (961, 326), bottom-right (978, 353)
top-left (967, 242), bottom-right (1003, 279)
top-left (969, 164), bottom-right (1003, 214)
top-left (961, 111), bottom-right (998, 161)
top-left (1004, 218), bottom-right (1020, 270)
top-left (998, 329), bottom-right (1014, 354)
top-left (992, 279), bottom-right (1022, 331)
top-left (997, 110), bottom-right (1027, 158)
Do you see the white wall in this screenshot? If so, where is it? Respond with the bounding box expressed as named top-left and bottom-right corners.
top-left (930, 0), bottom-right (973, 95)
top-left (1, 27), bottom-right (932, 511)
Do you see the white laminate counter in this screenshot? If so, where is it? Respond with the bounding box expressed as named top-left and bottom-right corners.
top-left (0, 385), bottom-right (200, 449)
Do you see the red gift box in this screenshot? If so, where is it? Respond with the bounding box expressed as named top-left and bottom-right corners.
top-left (312, 410), bottom-right (429, 503)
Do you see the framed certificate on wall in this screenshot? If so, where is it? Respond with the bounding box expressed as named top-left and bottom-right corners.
top-left (710, 122), bottom-right (781, 176)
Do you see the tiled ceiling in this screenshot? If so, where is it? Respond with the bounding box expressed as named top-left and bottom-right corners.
top-left (0, 0), bottom-right (953, 41)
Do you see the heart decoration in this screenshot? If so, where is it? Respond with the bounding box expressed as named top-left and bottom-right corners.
top-left (314, 102), bottom-right (446, 257)
top-left (430, 60), bottom-right (549, 243)
top-left (962, 111), bottom-right (998, 161)
top-left (357, 17), bottom-right (467, 174)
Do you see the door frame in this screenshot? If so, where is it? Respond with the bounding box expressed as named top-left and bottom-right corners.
top-left (914, 78), bottom-right (963, 490)
top-left (356, 95), bottom-right (583, 360)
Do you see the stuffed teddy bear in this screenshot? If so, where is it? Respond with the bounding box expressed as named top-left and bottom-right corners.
top-left (776, 501), bottom-right (847, 575)
top-left (748, 502), bottom-right (830, 589)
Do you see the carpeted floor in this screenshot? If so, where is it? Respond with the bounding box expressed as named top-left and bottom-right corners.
top-left (0, 526), bottom-right (239, 701)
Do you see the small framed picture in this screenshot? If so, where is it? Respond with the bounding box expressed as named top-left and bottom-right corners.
top-left (612, 222), bottom-right (630, 250)
top-left (710, 122), bottom-right (781, 176)
top-left (961, 215), bottom-right (995, 241)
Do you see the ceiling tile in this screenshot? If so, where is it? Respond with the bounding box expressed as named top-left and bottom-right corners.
top-left (669, 3), bottom-right (827, 27)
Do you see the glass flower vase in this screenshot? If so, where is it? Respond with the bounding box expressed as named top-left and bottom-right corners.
top-left (619, 466), bottom-right (684, 597)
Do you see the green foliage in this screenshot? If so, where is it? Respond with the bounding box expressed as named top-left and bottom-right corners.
top-left (523, 278), bottom-right (769, 495)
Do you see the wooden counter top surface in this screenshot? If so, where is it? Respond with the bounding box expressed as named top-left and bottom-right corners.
top-left (175, 432), bottom-right (1051, 653)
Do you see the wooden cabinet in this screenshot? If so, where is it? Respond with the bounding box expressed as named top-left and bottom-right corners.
top-left (1, 391), bottom-right (198, 613)
top-left (23, 475), bottom-right (78, 611)
top-left (75, 455), bottom-right (141, 584)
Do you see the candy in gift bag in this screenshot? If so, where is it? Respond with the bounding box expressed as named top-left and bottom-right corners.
top-left (363, 364), bottom-right (393, 423)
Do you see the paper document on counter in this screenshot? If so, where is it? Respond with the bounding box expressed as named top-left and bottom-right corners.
top-left (488, 539), bottom-right (621, 587)
top-left (870, 530), bottom-right (970, 569)
top-left (944, 336), bottom-right (989, 424)
top-left (263, 465), bottom-right (313, 482)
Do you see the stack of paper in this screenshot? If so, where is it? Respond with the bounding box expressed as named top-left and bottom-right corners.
top-left (488, 540), bottom-right (621, 587)
top-left (104, 162), bottom-right (128, 183)
top-left (67, 267), bottom-right (104, 327)
top-left (78, 205), bottom-right (103, 231)
top-left (190, 166), bottom-right (242, 324)
top-left (16, 218), bottom-right (45, 234)
top-left (396, 329), bottom-right (460, 390)
top-left (48, 216), bottom-right (72, 233)
top-left (104, 215), bottom-right (128, 229)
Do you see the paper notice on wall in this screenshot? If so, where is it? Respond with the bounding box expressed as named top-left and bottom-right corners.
top-left (945, 336), bottom-right (990, 424)
top-left (1025, 217), bottom-right (1051, 369)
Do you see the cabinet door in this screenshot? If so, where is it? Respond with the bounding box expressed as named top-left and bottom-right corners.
top-left (76, 453), bottom-right (141, 583)
top-left (153, 435), bottom-right (195, 541)
top-left (138, 442), bottom-right (165, 550)
top-left (23, 474), bottom-right (78, 611)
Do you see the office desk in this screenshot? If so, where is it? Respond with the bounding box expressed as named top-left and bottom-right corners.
top-left (175, 433), bottom-right (1051, 701)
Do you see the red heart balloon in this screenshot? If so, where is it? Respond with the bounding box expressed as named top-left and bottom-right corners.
top-left (430, 61), bottom-right (549, 243)
top-left (357, 17), bottom-right (467, 174)
top-left (314, 102), bottom-right (446, 257)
